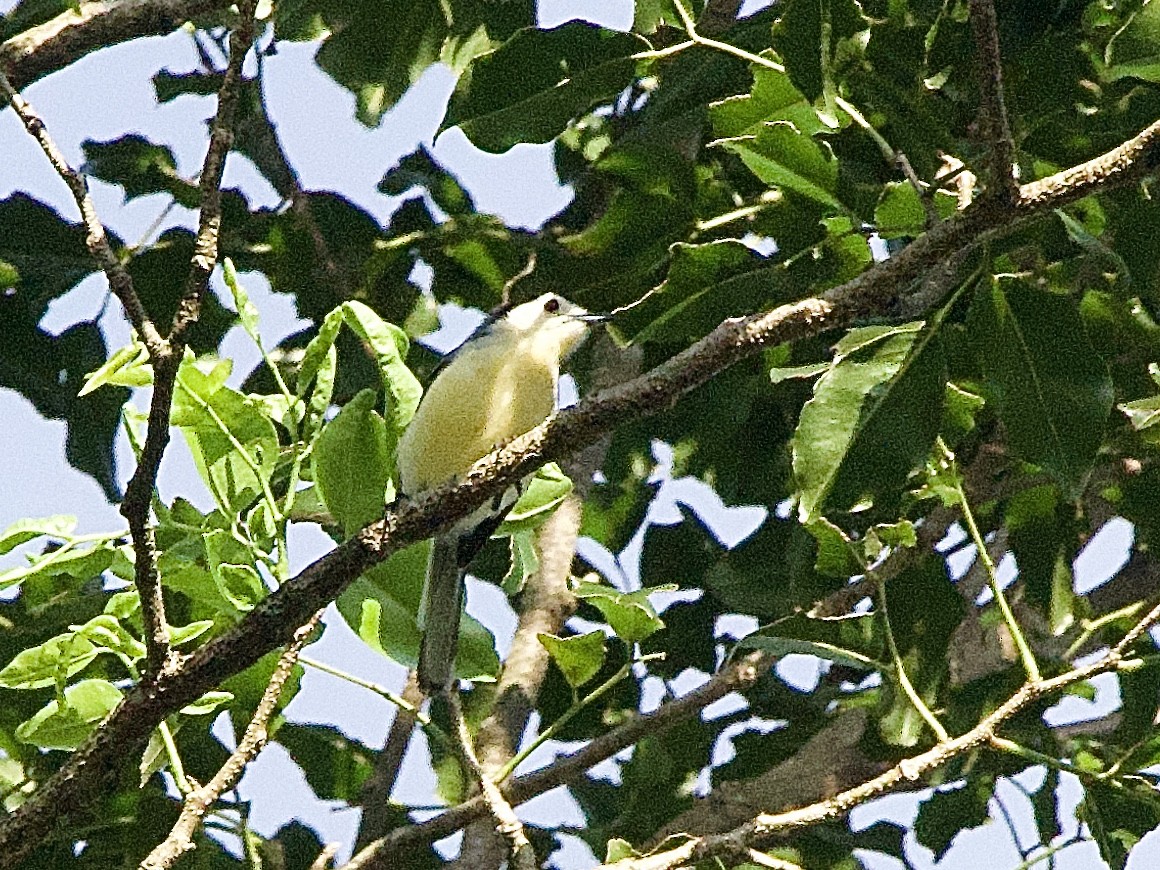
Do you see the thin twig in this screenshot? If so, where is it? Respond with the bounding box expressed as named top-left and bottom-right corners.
top-left (877, 580), bottom-right (950, 742)
top-left (139, 610), bottom-right (323, 870)
top-left (948, 446), bottom-right (1041, 682)
top-left (967, 0), bottom-right (1020, 201)
top-left (0, 70), bottom-right (162, 353)
top-left (446, 693), bottom-right (537, 870)
top-left (351, 671), bottom-right (425, 858)
top-left (172, 0), bottom-right (255, 342)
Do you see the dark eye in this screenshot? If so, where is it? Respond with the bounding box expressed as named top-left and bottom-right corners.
top-left (544, 297), bottom-right (561, 313)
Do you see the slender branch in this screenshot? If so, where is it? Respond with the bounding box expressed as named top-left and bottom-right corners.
top-left (6, 116), bottom-right (1160, 868)
top-left (351, 671), bottom-right (425, 860)
top-left (140, 610), bottom-right (323, 870)
top-left (593, 598), bottom-right (1160, 870)
top-left (338, 653), bottom-right (768, 870)
top-left (967, 0), bottom-right (1020, 201)
top-left (877, 580), bottom-right (950, 742)
top-left (0, 60), bottom-right (182, 673)
top-left (0, 0), bottom-right (229, 90)
top-left (171, 0), bottom-right (255, 342)
top-left (0, 70), bottom-right (163, 353)
top-left (446, 694), bottom-right (537, 870)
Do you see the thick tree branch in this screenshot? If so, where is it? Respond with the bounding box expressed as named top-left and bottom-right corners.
top-left (595, 598), bottom-right (1160, 870)
top-left (4, 117), bottom-right (1160, 867)
top-left (0, 0), bottom-right (228, 90)
top-left (139, 611), bottom-right (323, 870)
top-left (967, 0), bottom-right (1019, 201)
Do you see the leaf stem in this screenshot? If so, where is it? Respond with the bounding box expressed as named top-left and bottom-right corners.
top-left (493, 652), bottom-right (665, 784)
top-left (947, 445), bottom-right (1041, 682)
top-left (157, 718), bottom-right (192, 795)
top-left (876, 580), bottom-right (950, 742)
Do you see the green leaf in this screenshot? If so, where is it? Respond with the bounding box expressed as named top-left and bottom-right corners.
top-left (710, 59), bottom-right (824, 139)
top-left (168, 619), bottom-right (216, 646)
top-left (71, 613), bottom-right (146, 661)
top-left (604, 838), bottom-right (637, 863)
top-left (769, 362), bottom-right (829, 384)
top-left (180, 691), bottom-right (234, 716)
top-left (223, 259), bottom-right (262, 345)
top-left (968, 279), bottom-right (1113, 495)
top-left (1079, 780), bottom-right (1160, 870)
top-left (494, 464), bottom-right (574, 535)
top-left (172, 354), bottom-right (279, 514)
top-left (501, 529), bottom-right (540, 596)
top-left (793, 321), bottom-right (947, 523)
top-left (314, 0), bottom-right (445, 126)
top-left (379, 147), bottom-right (475, 216)
top-left (717, 123), bottom-right (840, 210)
top-left (16, 679), bottom-right (123, 751)
top-left (0, 541), bottom-right (116, 590)
top-left (442, 22), bottom-right (647, 152)
top-left (914, 779), bottom-right (994, 861)
top-left (616, 241), bottom-right (797, 346)
top-left (573, 581), bottom-right (676, 644)
top-left (0, 633), bottom-right (98, 689)
top-left (539, 631), bottom-right (606, 689)
top-left (803, 517), bottom-right (862, 577)
top-left (0, 515), bottom-right (76, 556)
top-left (276, 722), bottom-right (376, 802)
top-left (78, 341), bottom-right (152, 396)
top-left (340, 301), bottom-right (422, 435)
top-left (297, 307), bottom-right (345, 398)
top-left (312, 388), bottom-right (392, 537)
top-left (204, 529), bottom-right (268, 612)
top-left (336, 541), bottom-right (499, 682)
top-left (740, 611), bottom-right (882, 671)
top-left (874, 183), bottom-right (958, 239)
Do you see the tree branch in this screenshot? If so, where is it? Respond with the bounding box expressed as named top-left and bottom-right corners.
top-left (139, 610), bottom-right (323, 870)
top-left (4, 116), bottom-right (1160, 867)
top-left (593, 598), bottom-right (1160, 870)
top-left (446, 694), bottom-right (536, 870)
top-left (338, 653), bottom-right (769, 870)
top-left (0, 0), bottom-right (228, 90)
top-left (967, 0), bottom-right (1019, 201)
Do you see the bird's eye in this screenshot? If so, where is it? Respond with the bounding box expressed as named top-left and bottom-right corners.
top-left (543, 297), bottom-right (561, 313)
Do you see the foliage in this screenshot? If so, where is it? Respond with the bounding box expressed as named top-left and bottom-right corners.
top-left (5, 0), bottom-right (1160, 868)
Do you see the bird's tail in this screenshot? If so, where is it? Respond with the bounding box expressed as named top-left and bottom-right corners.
top-left (417, 534), bottom-right (465, 693)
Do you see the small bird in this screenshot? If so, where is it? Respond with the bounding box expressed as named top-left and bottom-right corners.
top-left (396, 293), bottom-right (595, 693)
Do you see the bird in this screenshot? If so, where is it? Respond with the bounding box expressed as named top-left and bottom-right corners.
top-left (395, 292), bottom-right (595, 693)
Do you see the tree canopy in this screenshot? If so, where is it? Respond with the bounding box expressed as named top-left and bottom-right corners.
top-left (5, 0), bottom-right (1160, 868)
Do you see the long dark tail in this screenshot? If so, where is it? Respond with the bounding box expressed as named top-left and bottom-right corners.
top-left (417, 534), bottom-right (465, 693)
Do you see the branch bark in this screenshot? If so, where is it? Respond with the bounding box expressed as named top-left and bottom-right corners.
top-left (0, 0), bottom-right (228, 90)
top-left (139, 610), bottom-right (323, 870)
top-left (4, 116), bottom-right (1160, 867)
top-left (967, 0), bottom-right (1020, 201)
